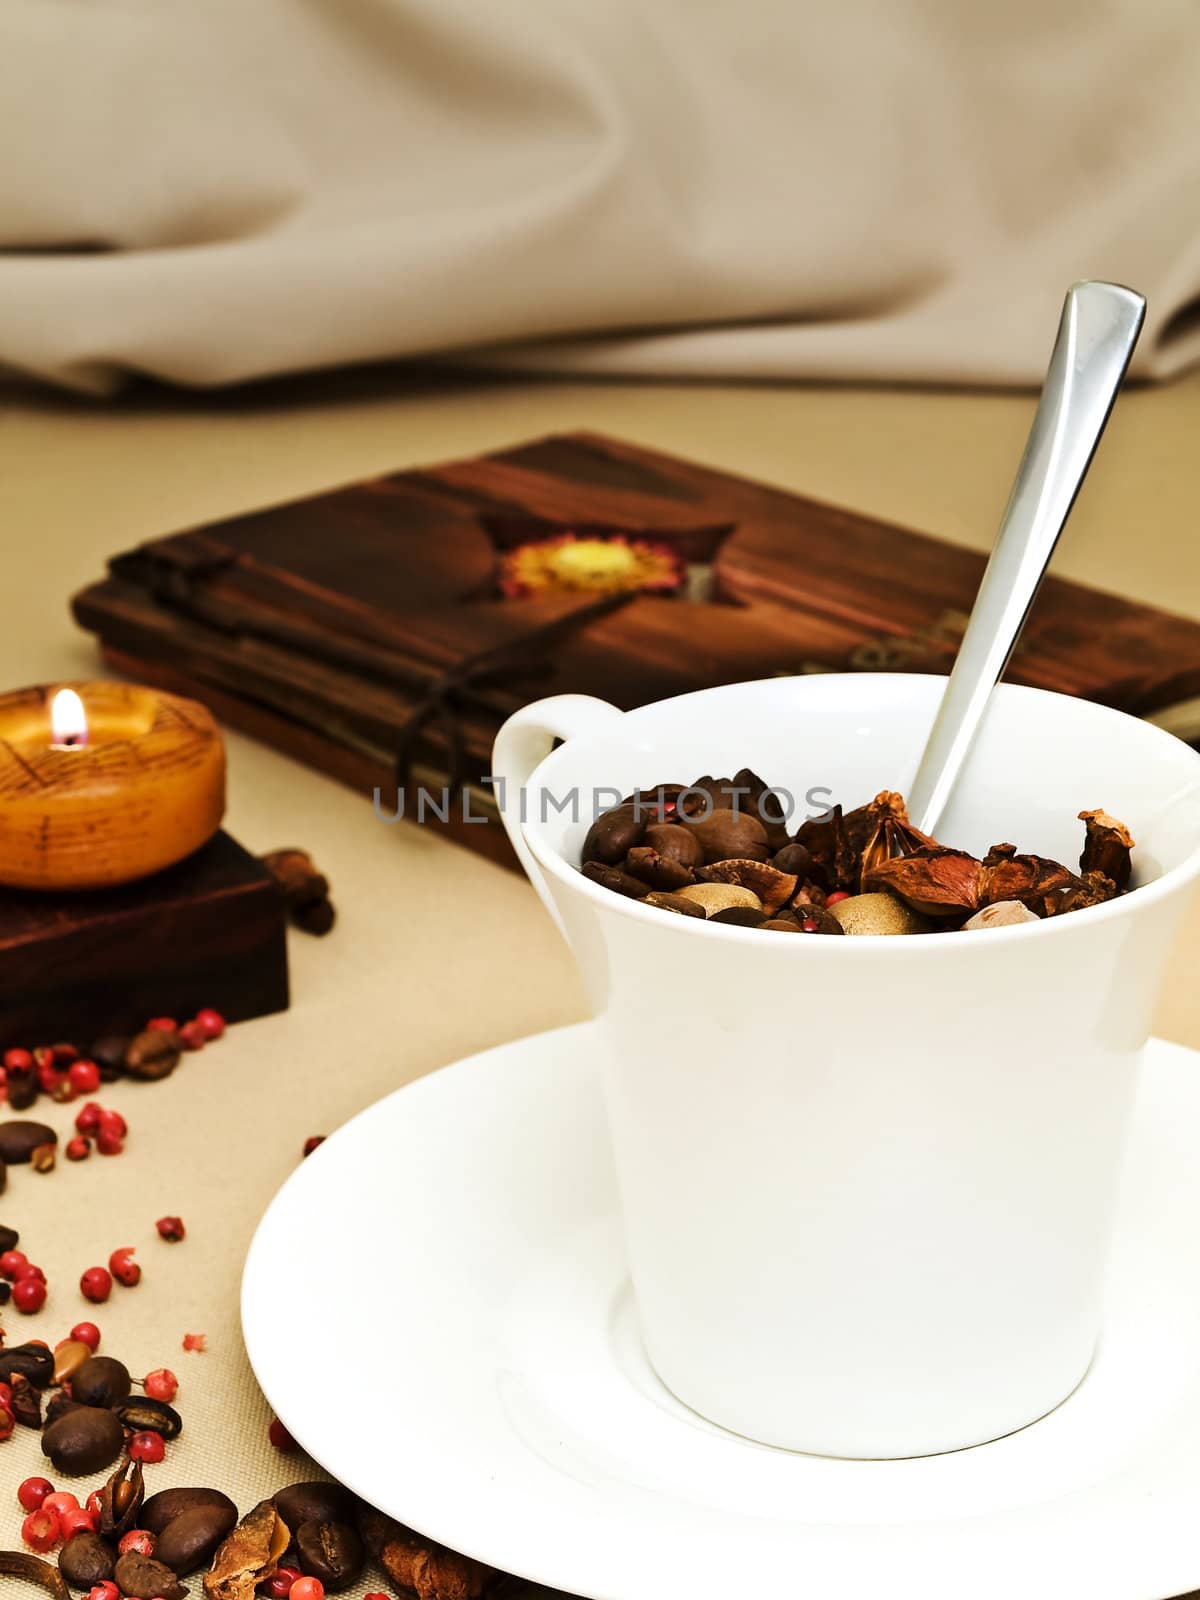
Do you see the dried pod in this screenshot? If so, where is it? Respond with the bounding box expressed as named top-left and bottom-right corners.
top-left (677, 883), bottom-right (762, 917)
top-left (113, 1549), bottom-right (188, 1600)
top-left (792, 805), bottom-right (857, 891)
top-left (0, 1342), bottom-right (55, 1388)
top-left (963, 901), bottom-right (1040, 930)
top-left (10, 1373), bottom-right (43, 1428)
top-left (853, 791), bottom-right (939, 890)
top-left (1079, 809), bottom-right (1134, 892)
top-left (52, 1340), bottom-right (92, 1387)
top-left (59, 1531), bottom-right (116, 1590)
top-left (124, 1029), bottom-right (182, 1082)
top-left (143, 1488), bottom-right (237, 1538)
top-left (677, 808), bottom-right (770, 864)
top-left (623, 847), bottom-right (695, 892)
top-left (982, 842), bottom-right (1017, 867)
top-left (42, 1405), bottom-right (125, 1475)
top-left (643, 891), bottom-right (707, 918)
top-left (864, 847), bottom-right (986, 919)
top-left (580, 806), bottom-right (645, 866)
top-left (295, 1520), bottom-right (364, 1593)
top-left (115, 1396), bottom-right (183, 1439)
top-left (643, 823), bottom-right (703, 868)
top-left (203, 1499), bottom-right (290, 1600)
top-left (580, 861), bottom-right (650, 899)
top-left (2, 1550), bottom-right (71, 1599)
top-left (701, 859), bottom-right (797, 916)
top-left (0, 1121), bottom-right (57, 1164)
top-left (155, 1504), bottom-right (239, 1577)
top-left (72, 1356), bottom-right (132, 1408)
top-left (980, 852), bottom-right (1080, 915)
top-left (98, 1457), bottom-right (146, 1539)
top-left (356, 1504), bottom-right (493, 1600)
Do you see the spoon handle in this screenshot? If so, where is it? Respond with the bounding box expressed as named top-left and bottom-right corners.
top-left (908, 280), bottom-right (1146, 836)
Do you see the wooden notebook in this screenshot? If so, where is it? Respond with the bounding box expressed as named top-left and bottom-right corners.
top-left (72, 431), bottom-right (1200, 868)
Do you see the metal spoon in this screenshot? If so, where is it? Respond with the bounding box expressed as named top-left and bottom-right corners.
top-left (908, 280), bottom-right (1146, 836)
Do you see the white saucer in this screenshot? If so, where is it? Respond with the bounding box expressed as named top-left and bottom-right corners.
top-left (242, 1026), bottom-right (1200, 1600)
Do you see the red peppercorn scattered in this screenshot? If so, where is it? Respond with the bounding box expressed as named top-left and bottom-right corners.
top-left (194, 1007), bottom-right (226, 1041)
top-left (97, 1108), bottom-right (127, 1140)
top-left (146, 1017), bottom-right (178, 1034)
top-left (1, 1249), bottom-right (29, 1279)
top-left (0, 1405), bottom-right (14, 1442)
top-left (80, 1267), bottom-right (112, 1304)
top-left (182, 1332), bottom-right (206, 1352)
top-left (128, 1431), bottom-right (165, 1464)
top-left (155, 1216), bottom-right (185, 1242)
top-left (363, 1594), bottom-right (391, 1600)
top-left (302, 1136), bottom-right (326, 1158)
top-left (75, 1102), bottom-right (103, 1135)
top-left (14, 1261), bottom-right (46, 1281)
top-left (22, 1506), bottom-right (61, 1552)
top-left (68, 1060), bottom-right (101, 1094)
top-left (84, 1490), bottom-right (104, 1518)
top-left (109, 1247), bottom-right (141, 1288)
top-left (268, 1416), bottom-right (299, 1452)
top-left (178, 1020), bottom-right (207, 1052)
top-left (86, 1585), bottom-right (120, 1600)
top-left (264, 1567), bottom-right (302, 1598)
top-left (289, 1578), bottom-right (325, 1600)
top-left (66, 1136), bottom-right (92, 1162)
top-left (824, 890), bottom-right (851, 906)
top-left (70, 1321), bottom-right (101, 1351)
top-left (118, 1528), bottom-right (156, 1557)
top-left (4, 1047), bottom-right (33, 1072)
top-left (0, 1381), bottom-right (11, 1407)
top-left (59, 1505), bottom-right (98, 1539)
top-left (143, 1367), bottom-right (178, 1402)
top-left (17, 1476), bottom-right (54, 1512)
top-left (13, 1276), bottom-right (47, 1314)
top-left (95, 1130), bottom-right (125, 1157)
top-left (42, 1492), bottom-right (79, 1517)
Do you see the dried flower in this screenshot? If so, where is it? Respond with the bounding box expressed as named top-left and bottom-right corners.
top-left (864, 847), bottom-right (986, 919)
top-left (852, 791), bottom-right (939, 889)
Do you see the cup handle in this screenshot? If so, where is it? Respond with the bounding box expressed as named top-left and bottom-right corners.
top-left (492, 694), bottom-right (625, 939)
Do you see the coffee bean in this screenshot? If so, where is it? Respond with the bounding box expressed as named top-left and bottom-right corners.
top-left (0, 1120), bottom-right (57, 1164)
top-left (296, 1520), bottom-right (365, 1593)
top-left (581, 806), bottom-right (645, 866)
top-left (113, 1549), bottom-right (188, 1600)
top-left (143, 1487), bottom-right (238, 1537)
top-left (0, 1223), bottom-right (17, 1254)
top-left (0, 1159), bottom-right (6, 1196)
top-left (0, 1341), bottom-right (55, 1388)
top-left (581, 861), bottom-right (650, 899)
top-left (772, 842), bottom-right (813, 876)
top-left (624, 847), bottom-right (694, 892)
top-left (59, 1531), bottom-right (117, 1589)
top-left (123, 1029), bottom-right (182, 1081)
top-left (154, 1502), bottom-right (239, 1575)
top-left (43, 1404), bottom-right (125, 1475)
top-left (760, 918), bottom-right (804, 932)
top-left (273, 1482), bottom-right (358, 1533)
top-left (709, 906), bottom-right (767, 927)
top-left (71, 1355), bottom-right (131, 1408)
top-left (90, 1035), bottom-right (132, 1081)
top-left (5, 1067), bottom-right (37, 1109)
top-left (114, 1396), bottom-right (183, 1439)
top-left (643, 891), bottom-right (706, 918)
top-left (678, 809), bottom-right (770, 864)
top-left (45, 1392), bottom-right (83, 1428)
top-left (643, 823), bottom-right (703, 868)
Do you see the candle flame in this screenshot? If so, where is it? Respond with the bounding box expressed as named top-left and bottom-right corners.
top-left (50, 687), bottom-right (89, 748)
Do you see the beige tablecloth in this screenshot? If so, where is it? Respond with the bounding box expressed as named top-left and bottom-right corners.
top-left (1, 372), bottom-right (1198, 1598)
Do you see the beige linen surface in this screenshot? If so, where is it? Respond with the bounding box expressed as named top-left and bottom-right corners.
top-left (1, 373), bottom-right (1199, 1600)
top-left (4, 0), bottom-right (1200, 394)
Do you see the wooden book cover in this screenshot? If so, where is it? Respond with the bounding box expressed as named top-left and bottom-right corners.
top-left (71, 431), bottom-right (1200, 867)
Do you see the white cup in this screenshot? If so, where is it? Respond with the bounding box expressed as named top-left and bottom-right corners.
top-left (492, 674), bottom-right (1200, 1458)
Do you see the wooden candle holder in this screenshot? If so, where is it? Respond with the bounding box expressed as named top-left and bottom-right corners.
top-left (0, 830), bottom-right (289, 1049)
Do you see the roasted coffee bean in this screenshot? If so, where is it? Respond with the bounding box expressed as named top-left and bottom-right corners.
top-left (90, 1035), bottom-right (132, 1081)
top-left (0, 1278), bottom-right (9, 1304)
top-left (623, 847), bottom-right (694, 892)
top-left (0, 1120), bottom-right (57, 1164)
top-left (643, 822), bottom-right (704, 868)
top-left (772, 842), bottom-right (813, 876)
top-left (43, 1404), bottom-right (125, 1475)
top-left (123, 1029), bottom-right (182, 1082)
top-left (113, 1549), bottom-right (187, 1600)
top-left (581, 806), bottom-right (645, 866)
top-left (581, 861), bottom-right (650, 899)
top-left (0, 1341), bottom-right (55, 1387)
top-left (273, 1482), bottom-right (358, 1533)
top-left (143, 1486), bottom-right (238, 1537)
top-left (154, 1502), bottom-right (239, 1575)
top-left (115, 1396), bottom-right (182, 1439)
top-left (71, 1355), bottom-right (131, 1408)
top-left (44, 1392), bottom-right (83, 1428)
top-left (59, 1531), bottom-right (116, 1589)
top-left (5, 1066), bottom-right (38, 1109)
top-left (296, 1519), bottom-right (365, 1593)
top-left (10, 1373), bottom-right (43, 1428)
top-left (793, 906), bottom-right (845, 935)
top-left (760, 917), bottom-right (804, 932)
top-left (709, 905), bottom-right (768, 927)
top-left (0, 1222), bottom-right (17, 1254)
top-left (643, 890), bottom-right (707, 918)
top-left (678, 809), bottom-right (770, 864)
top-left (0, 1158), bottom-right (6, 1196)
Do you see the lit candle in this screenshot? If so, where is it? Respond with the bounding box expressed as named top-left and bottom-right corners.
top-left (0, 682), bottom-right (226, 890)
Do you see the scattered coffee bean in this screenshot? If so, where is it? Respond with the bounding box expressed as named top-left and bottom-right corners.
top-left (71, 1355), bottom-right (132, 1408)
top-left (581, 861), bottom-right (650, 899)
top-left (643, 823), bottom-right (703, 868)
top-left (678, 808), bottom-right (771, 864)
top-left (642, 890), bottom-right (706, 918)
top-left (771, 841), bottom-right (813, 876)
top-left (59, 1531), bottom-right (117, 1590)
top-left (0, 1341), bottom-right (55, 1388)
top-left (123, 1030), bottom-right (182, 1082)
top-left (43, 1404), bottom-right (125, 1475)
top-left (90, 1036), bottom-right (131, 1082)
top-left (295, 1520), bottom-right (365, 1593)
top-left (273, 1482), bottom-right (358, 1532)
top-left (44, 1393), bottom-right (82, 1428)
top-left (709, 905), bottom-right (768, 927)
top-left (143, 1487), bottom-right (237, 1537)
top-left (114, 1396), bottom-right (183, 1440)
top-left (113, 1549), bottom-right (187, 1600)
top-left (0, 1222), bottom-right (18, 1254)
top-left (6, 1066), bottom-right (38, 1109)
top-left (0, 1121), bottom-right (57, 1164)
top-left (624, 847), bottom-right (694, 891)
top-left (581, 806), bottom-right (646, 866)
top-left (153, 1502), bottom-right (238, 1576)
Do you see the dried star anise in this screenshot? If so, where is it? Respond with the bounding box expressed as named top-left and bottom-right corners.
top-left (864, 846), bottom-right (986, 919)
top-left (1079, 809), bottom-right (1135, 892)
top-left (793, 804), bottom-right (858, 892)
top-left (853, 791), bottom-right (939, 890)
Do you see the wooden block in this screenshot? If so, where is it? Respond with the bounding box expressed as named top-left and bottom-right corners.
top-left (0, 830), bottom-right (289, 1049)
